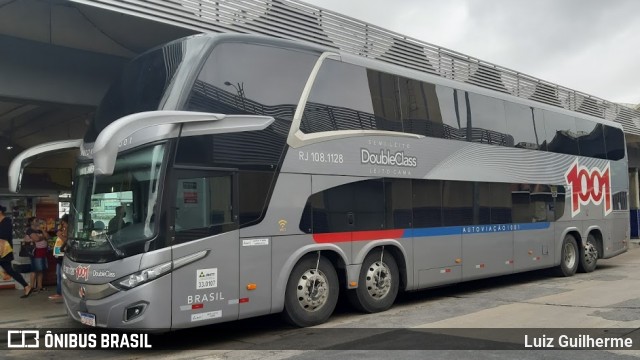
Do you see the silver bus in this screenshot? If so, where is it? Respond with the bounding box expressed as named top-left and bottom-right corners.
top-left (9, 33), bottom-right (629, 330)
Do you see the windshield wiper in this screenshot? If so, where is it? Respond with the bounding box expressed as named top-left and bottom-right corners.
top-left (104, 233), bottom-right (125, 258)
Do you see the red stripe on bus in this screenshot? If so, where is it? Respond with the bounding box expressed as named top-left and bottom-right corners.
top-left (313, 229), bottom-right (404, 243)
top-left (352, 229), bottom-right (404, 241)
top-left (313, 232), bottom-right (352, 243)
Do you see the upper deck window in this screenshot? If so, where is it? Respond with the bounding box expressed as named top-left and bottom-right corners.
top-left (182, 42), bottom-right (319, 227)
top-left (299, 58), bottom-right (624, 162)
top-left (87, 41), bottom-right (187, 143)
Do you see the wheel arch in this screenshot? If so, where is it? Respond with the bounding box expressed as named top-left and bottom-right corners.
top-left (353, 240), bottom-right (409, 291)
top-left (272, 243), bottom-right (349, 313)
top-left (584, 226), bottom-right (604, 259)
top-left (555, 226), bottom-right (582, 266)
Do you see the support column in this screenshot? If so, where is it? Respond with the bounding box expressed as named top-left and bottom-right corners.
top-left (629, 168), bottom-right (640, 239)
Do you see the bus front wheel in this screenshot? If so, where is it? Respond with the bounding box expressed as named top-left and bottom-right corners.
top-left (348, 249), bottom-right (399, 313)
top-left (554, 234), bottom-right (579, 277)
top-left (283, 255), bottom-right (339, 327)
top-left (578, 234), bottom-right (598, 273)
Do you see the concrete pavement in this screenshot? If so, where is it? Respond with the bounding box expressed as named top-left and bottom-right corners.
top-left (0, 283), bottom-right (71, 328)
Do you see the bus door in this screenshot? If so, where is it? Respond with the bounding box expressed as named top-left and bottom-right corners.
top-left (169, 168), bottom-right (239, 329)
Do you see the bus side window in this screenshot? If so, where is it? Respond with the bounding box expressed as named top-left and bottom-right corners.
top-left (511, 184), bottom-right (532, 224)
top-left (174, 175), bottom-right (236, 243)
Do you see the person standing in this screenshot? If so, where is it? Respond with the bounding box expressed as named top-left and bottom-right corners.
top-left (25, 217), bottom-right (49, 293)
top-left (49, 214), bottom-right (68, 301)
top-left (0, 205), bottom-right (33, 297)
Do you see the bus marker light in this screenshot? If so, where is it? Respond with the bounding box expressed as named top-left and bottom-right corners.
top-left (455, 259), bottom-right (462, 264)
top-left (440, 268), bottom-right (451, 274)
top-left (505, 260), bottom-right (513, 265)
top-left (247, 283), bottom-right (257, 290)
top-left (528, 250), bottom-right (533, 255)
top-left (192, 304), bottom-right (204, 310)
top-left (475, 264), bottom-right (485, 269)
top-left (532, 257), bottom-right (540, 261)
top-left (350, 282), bottom-right (357, 287)
top-left (239, 298), bottom-right (249, 303)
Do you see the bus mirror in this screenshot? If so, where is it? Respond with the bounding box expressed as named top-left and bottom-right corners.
top-left (92, 111), bottom-right (269, 175)
top-left (7, 139), bottom-right (82, 193)
top-left (179, 115), bottom-right (275, 137)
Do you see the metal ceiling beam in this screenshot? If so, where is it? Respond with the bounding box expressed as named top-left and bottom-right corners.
top-left (69, 0), bottom-right (640, 135)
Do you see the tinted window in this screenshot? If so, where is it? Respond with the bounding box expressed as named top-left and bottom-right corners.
top-left (412, 180), bottom-right (442, 228)
top-left (352, 180), bottom-right (385, 231)
top-left (512, 184), bottom-right (532, 223)
top-left (303, 179), bottom-right (385, 233)
top-left (505, 103), bottom-right (546, 150)
top-left (88, 41), bottom-right (185, 142)
top-left (491, 183), bottom-right (513, 224)
top-left (437, 90), bottom-right (513, 146)
top-left (399, 78), bottom-right (444, 137)
top-left (385, 179), bottom-right (412, 228)
top-left (575, 119), bottom-right (606, 159)
top-left (307, 182), bottom-right (353, 233)
top-left (183, 43), bottom-right (318, 228)
top-left (530, 184), bottom-right (554, 222)
top-left (187, 42), bottom-right (317, 116)
top-left (475, 182), bottom-right (491, 225)
top-left (467, 93), bottom-right (511, 146)
top-left (301, 60), bottom-right (402, 133)
top-left (543, 111), bottom-right (579, 156)
top-left (604, 126), bottom-right (625, 160)
top-left (308, 183), bottom-right (351, 233)
top-left (238, 171), bottom-right (272, 226)
top-left (553, 185), bottom-right (566, 220)
top-left (174, 174), bottom-right (236, 243)
top-left (436, 87), bottom-right (472, 141)
top-left (613, 189), bottom-right (628, 211)
top-left (369, 70), bottom-right (403, 132)
top-left (301, 179), bottom-right (566, 232)
top-left (184, 42), bottom-right (319, 168)
top-left (442, 181), bottom-right (473, 226)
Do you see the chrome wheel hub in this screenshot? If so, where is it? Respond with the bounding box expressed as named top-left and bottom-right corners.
top-left (564, 242), bottom-right (576, 269)
top-left (296, 269), bottom-right (329, 312)
top-left (584, 241), bottom-right (598, 265)
top-left (365, 261), bottom-right (392, 299)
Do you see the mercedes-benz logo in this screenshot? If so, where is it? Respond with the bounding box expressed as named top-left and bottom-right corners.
top-left (79, 286), bottom-right (86, 299)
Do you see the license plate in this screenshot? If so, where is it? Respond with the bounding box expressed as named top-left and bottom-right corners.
top-left (79, 312), bottom-right (96, 327)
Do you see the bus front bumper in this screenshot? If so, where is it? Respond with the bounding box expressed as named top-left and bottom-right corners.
top-left (62, 274), bottom-right (172, 331)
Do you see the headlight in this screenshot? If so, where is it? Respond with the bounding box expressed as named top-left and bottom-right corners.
top-left (112, 261), bottom-right (172, 290)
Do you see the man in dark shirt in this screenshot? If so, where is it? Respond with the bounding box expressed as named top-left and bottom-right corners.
top-left (107, 206), bottom-right (126, 235)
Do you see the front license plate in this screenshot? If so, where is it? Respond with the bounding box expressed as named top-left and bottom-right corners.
top-left (79, 312), bottom-right (96, 327)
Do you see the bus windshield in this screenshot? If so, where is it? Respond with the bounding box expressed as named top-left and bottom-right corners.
top-left (66, 144), bottom-right (166, 263)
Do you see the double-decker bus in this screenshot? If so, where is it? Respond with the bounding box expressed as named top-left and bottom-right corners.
top-left (9, 33), bottom-right (629, 330)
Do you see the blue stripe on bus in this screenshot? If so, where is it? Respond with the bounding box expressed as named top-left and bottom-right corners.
top-left (407, 222), bottom-right (550, 238)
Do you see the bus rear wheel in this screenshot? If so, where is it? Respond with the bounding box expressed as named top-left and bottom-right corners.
top-left (578, 234), bottom-right (598, 273)
top-left (283, 255), bottom-right (338, 327)
top-left (348, 249), bottom-right (399, 313)
top-left (554, 234), bottom-right (579, 277)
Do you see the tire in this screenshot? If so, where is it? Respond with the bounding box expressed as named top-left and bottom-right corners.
top-left (554, 234), bottom-right (579, 277)
top-left (282, 255), bottom-right (339, 327)
top-left (578, 234), bottom-right (598, 273)
top-left (347, 249), bottom-right (399, 313)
